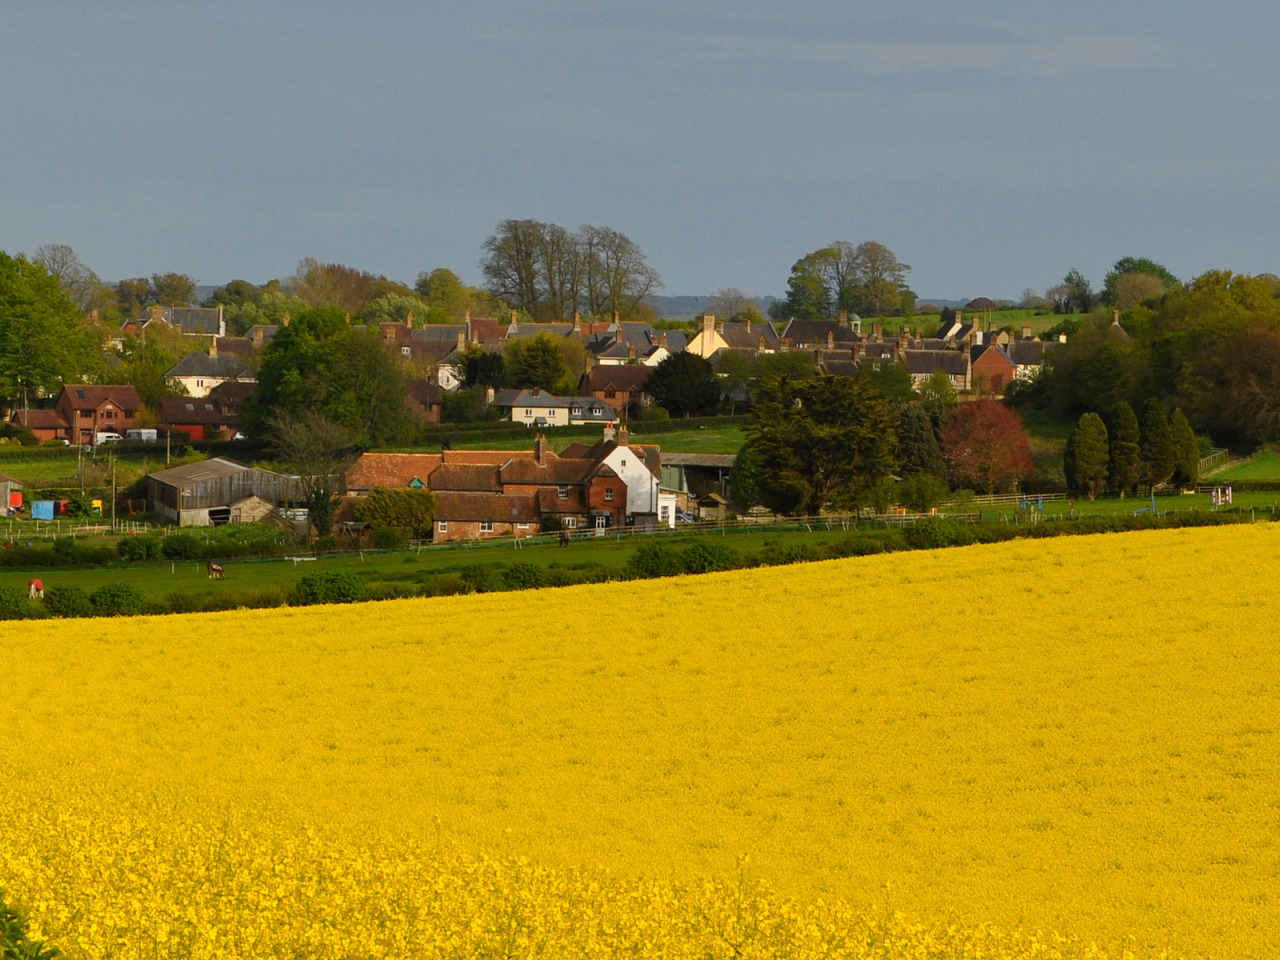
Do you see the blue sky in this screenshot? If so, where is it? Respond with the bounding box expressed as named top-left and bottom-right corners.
top-left (2, 1), bottom-right (1277, 301)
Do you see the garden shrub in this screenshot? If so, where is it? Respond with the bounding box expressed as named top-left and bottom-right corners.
top-left (292, 572), bottom-right (367, 605)
top-left (0, 586), bottom-right (34, 620)
top-left (118, 537), bottom-right (164, 562)
top-left (89, 583), bottom-right (145, 617)
top-left (905, 516), bottom-right (968, 549)
top-left (371, 527), bottom-right (409, 550)
top-left (161, 535), bottom-right (205, 561)
top-left (459, 565), bottom-right (500, 593)
top-left (44, 586), bottom-right (94, 619)
top-left (680, 542), bottom-right (738, 574)
top-left (628, 543), bottom-right (685, 578)
top-left (502, 562), bottom-right (545, 590)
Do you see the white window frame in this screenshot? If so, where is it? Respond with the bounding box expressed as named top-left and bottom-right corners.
top-left (438, 521), bottom-right (448, 533)
top-left (562, 517), bottom-right (577, 529)
top-left (479, 521), bottom-right (494, 533)
top-left (604, 488), bottom-right (614, 501)
top-left (594, 515), bottom-right (607, 529)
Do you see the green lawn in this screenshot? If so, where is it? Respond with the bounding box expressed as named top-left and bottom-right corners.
top-left (451, 424), bottom-right (746, 455)
top-left (1213, 449), bottom-right (1280, 480)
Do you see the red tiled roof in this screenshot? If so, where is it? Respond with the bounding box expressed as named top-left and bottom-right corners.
top-left (430, 462), bottom-right (503, 492)
top-left (433, 491), bottom-right (539, 523)
top-left (346, 453), bottom-right (441, 492)
top-left (9, 409), bottom-right (67, 429)
top-left (58, 384), bottom-right (143, 411)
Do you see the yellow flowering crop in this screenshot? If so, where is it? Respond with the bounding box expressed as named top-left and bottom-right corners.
top-left (3, 524), bottom-right (1278, 958)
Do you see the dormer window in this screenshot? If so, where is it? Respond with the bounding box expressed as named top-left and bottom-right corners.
top-left (557, 485), bottom-right (568, 498)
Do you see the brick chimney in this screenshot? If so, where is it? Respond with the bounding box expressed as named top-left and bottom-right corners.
top-left (464, 308), bottom-right (471, 322)
top-left (209, 336), bottom-right (218, 359)
top-left (702, 313), bottom-right (717, 333)
top-left (658, 332), bottom-right (667, 349)
top-left (1021, 322), bottom-right (1032, 339)
top-left (534, 434), bottom-right (548, 464)
top-left (617, 424), bottom-right (629, 447)
top-left (627, 343), bottom-right (637, 360)
top-left (572, 312), bottom-right (582, 333)
top-left (510, 309), bottom-right (518, 324)
top-left (872, 322), bottom-right (883, 341)
top-left (826, 329), bottom-right (835, 349)
top-left (456, 329), bottom-right (466, 351)
top-left (603, 422), bottom-right (617, 443)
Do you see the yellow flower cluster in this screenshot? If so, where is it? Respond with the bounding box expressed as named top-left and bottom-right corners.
top-left (4, 524), bottom-right (1278, 958)
top-left (4, 793), bottom-right (1133, 959)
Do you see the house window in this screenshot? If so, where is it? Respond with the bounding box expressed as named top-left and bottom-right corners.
top-left (557, 485), bottom-right (568, 498)
top-left (605, 388), bottom-right (616, 399)
top-left (525, 409), bottom-right (532, 416)
top-left (196, 379), bottom-right (205, 388)
top-left (517, 522), bottom-right (530, 530)
top-left (103, 410), bottom-right (114, 419)
top-left (479, 521), bottom-right (494, 533)
top-left (660, 505), bottom-right (670, 521)
top-left (438, 521), bottom-right (448, 533)
top-left (571, 406), bottom-right (582, 415)
top-left (563, 517), bottom-right (577, 529)
top-left (401, 346), bottom-right (411, 356)
top-left (604, 488), bottom-right (614, 501)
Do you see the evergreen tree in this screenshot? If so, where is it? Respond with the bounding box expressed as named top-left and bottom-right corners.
top-left (1139, 399), bottom-right (1176, 489)
top-left (1170, 408), bottom-right (1200, 489)
top-left (896, 405), bottom-right (947, 479)
top-left (1108, 401), bottom-right (1141, 498)
top-left (1064, 412), bottom-right (1109, 500)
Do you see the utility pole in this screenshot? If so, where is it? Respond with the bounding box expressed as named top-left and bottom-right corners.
top-left (110, 452), bottom-right (116, 532)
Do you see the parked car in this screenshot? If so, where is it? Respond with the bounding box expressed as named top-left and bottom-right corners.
top-left (94, 431), bottom-right (123, 445)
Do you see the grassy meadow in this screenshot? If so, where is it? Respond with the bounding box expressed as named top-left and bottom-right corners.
top-left (3, 524), bottom-right (1279, 958)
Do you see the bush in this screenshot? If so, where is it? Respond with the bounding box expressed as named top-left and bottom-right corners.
top-left (371, 526), bottom-right (409, 550)
top-left (0, 586), bottom-right (35, 620)
top-left (45, 586), bottom-right (94, 618)
top-left (502, 562), bottom-right (545, 590)
top-left (628, 542), bottom-right (685, 578)
top-left (118, 537), bottom-right (164, 562)
top-left (459, 565), bottom-right (500, 593)
top-left (680, 541), bottom-right (738, 574)
top-left (898, 474), bottom-right (951, 513)
top-left (89, 582), bottom-right (145, 617)
top-left (291, 572), bottom-right (367, 605)
top-left (905, 516), bottom-right (969, 550)
top-left (162, 534), bottom-right (205, 561)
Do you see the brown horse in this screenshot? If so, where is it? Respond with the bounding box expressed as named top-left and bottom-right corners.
top-left (207, 561), bottom-right (225, 580)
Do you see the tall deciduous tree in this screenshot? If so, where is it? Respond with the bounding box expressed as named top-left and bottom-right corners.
top-left (1061, 269), bottom-right (1094, 313)
top-left (746, 375), bottom-right (898, 515)
top-left (480, 220), bottom-right (660, 323)
top-left (1139, 399), bottom-right (1176, 489)
top-left (941, 399), bottom-right (1033, 494)
top-left (1108, 401), bottom-right (1142, 498)
top-left (267, 410), bottom-right (359, 539)
top-left (247, 307), bottom-right (409, 445)
top-left (1102, 257), bottom-right (1178, 306)
top-left (1064, 412), bottom-right (1110, 499)
top-left (0, 252), bottom-right (98, 413)
top-left (505, 333), bottom-right (571, 392)
top-left (776, 241), bottom-right (913, 320)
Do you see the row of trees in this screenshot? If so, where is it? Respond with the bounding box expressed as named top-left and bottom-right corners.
top-left (1024, 257), bottom-right (1183, 314)
top-left (479, 220), bottom-right (663, 324)
top-left (1063, 400), bottom-right (1199, 500)
top-left (1030, 269), bottom-right (1280, 445)
top-left (734, 374), bottom-right (1034, 516)
top-left (770, 241), bottom-right (915, 321)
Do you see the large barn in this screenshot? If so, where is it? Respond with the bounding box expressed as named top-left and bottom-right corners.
top-left (147, 458), bottom-right (298, 526)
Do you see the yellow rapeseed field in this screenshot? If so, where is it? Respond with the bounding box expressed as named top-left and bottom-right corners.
top-left (2, 524), bottom-right (1278, 958)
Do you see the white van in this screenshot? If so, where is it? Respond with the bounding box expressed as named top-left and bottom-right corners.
top-left (94, 431), bottom-right (123, 445)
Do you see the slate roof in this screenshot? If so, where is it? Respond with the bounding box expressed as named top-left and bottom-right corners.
top-left (207, 380), bottom-right (257, 409)
top-left (162, 308), bottom-right (223, 335)
top-left (158, 397), bottom-right (231, 425)
top-left (780, 319), bottom-right (861, 347)
top-left (904, 351), bottom-right (969, 375)
top-left (166, 352), bottom-right (254, 379)
top-left (1006, 339), bottom-right (1051, 365)
top-left (719, 321), bottom-right (781, 351)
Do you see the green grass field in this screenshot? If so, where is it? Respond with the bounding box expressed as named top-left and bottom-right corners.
top-left (1213, 449), bottom-right (1280, 480)
top-left (451, 423), bottom-right (746, 455)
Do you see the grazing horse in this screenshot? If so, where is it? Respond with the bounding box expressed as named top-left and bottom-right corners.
top-left (207, 561), bottom-right (225, 580)
top-left (28, 578), bottom-right (43, 599)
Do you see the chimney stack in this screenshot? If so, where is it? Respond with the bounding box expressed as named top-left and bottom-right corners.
top-left (617, 424), bottom-right (629, 447)
top-left (510, 309), bottom-right (518, 324)
top-left (209, 336), bottom-right (218, 359)
top-left (627, 343), bottom-right (636, 360)
top-left (1113, 309), bottom-right (1121, 324)
top-left (826, 329), bottom-right (835, 349)
top-left (1021, 322), bottom-right (1032, 340)
top-left (457, 330), bottom-right (466, 351)
top-left (603, 422), bottom-right (617, 443)
top-left (658, 332), bottom-right (667, 349)
top-left (573, 312), bottom-right (582, 332)
top-left (534, 434), bottom-right (548, 465)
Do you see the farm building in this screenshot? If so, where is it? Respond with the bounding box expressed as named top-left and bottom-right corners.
top-left (147, 458), bottom-right (298, 526)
